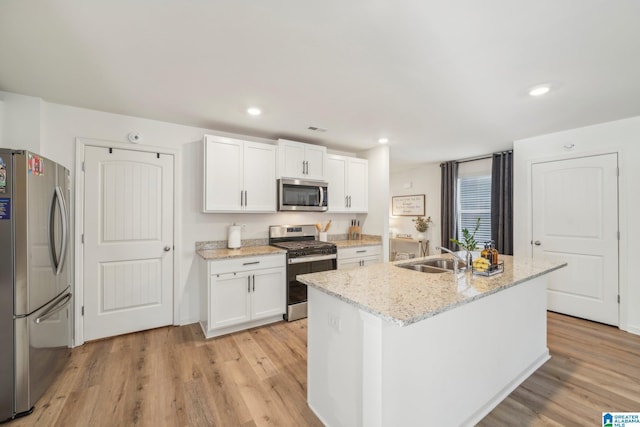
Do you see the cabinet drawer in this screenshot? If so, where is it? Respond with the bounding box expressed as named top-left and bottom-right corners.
top-left (208, 254), bottom-right (285, 275)
top-left (338, 245), bottom-right (382, 260)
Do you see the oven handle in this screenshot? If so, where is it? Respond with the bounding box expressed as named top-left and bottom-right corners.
top-left (288, 254), bottom-right (337, 264)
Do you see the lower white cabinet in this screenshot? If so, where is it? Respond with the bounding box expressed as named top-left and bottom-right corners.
top-left (337, 245), bottom-right (382, 270)
top-left (200, 253), bottom-right (286, 338)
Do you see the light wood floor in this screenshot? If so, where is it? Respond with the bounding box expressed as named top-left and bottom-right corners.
top-left (7, 312), bottom-right (640, 426)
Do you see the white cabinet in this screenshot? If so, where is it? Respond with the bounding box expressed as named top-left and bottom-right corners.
top-left (327, 154), bottom-right (368, 213)
top-left (203, 135), bottom-right (276, 212)
top-left (337, 245), bottom-right (382, 270)
top-left (200, 254), bottom-right (286, 338)
top-left (278, 139), bottom-right (327, 180)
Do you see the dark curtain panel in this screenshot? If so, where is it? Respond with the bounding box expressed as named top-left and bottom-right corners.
top-left (491, 151), bottom-right (513, 255)
top-left (440, 161), bottom-right (458, 251)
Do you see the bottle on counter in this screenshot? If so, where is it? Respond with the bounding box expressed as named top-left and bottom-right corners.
top-left (489, 241), bottom-right (499, 265)
top-left (481, 242), bottom-right (489, 260)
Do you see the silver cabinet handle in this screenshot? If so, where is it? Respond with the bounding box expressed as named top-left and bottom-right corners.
top-left (356, 250), bottom-right (366, 253)
top-left (244, 190), bottom-right (247, 207)
top-left (348, 196), bottom-right (352, 208)
top-left (345, 196), bottom-right (348, 208)
top-left (534, 241), bottom-right (542, 246)
top-left (243, 261), bottom-right (260, 266)
top-left (240, 190), bottom-right (244, 207)
top-left (252, 275), bottom-right (255, 292)
top-left (248, 276), bottom-right (251, 293)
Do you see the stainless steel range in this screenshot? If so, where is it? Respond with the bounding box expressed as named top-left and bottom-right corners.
top-left (269, 225), bottom-right (337, 321)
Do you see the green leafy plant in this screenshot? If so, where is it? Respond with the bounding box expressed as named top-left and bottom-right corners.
top-left (450, 217), bottom-right (481, 251)
top-left (412, 216), bottom-right (432, 232)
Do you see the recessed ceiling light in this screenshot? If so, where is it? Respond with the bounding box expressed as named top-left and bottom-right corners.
top-left (528, 84), bottom-right (551, 97)
top-left (247, 107), bottom-right (262, 116)
top-left (378, 138), bottom-right (389, 144)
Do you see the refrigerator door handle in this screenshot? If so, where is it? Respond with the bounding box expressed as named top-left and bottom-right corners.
top-left (35, 292), bottom-right (72, 324)
top-left (48, 186), bottom-right (69, 275)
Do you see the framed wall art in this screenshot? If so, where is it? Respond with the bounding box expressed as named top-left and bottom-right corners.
top-left (392, 194), bottom-right (425, 216)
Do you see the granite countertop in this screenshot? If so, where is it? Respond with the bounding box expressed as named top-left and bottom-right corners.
top-left (333, 239), bottom-right (382, 249)
top-left (297, 255), bottom-right (566, 327)
top-left (197, 245), bottom-right (286, 260)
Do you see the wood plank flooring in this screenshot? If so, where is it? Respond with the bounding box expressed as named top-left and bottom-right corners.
top-left (7, 312), bottom-right (640, 426)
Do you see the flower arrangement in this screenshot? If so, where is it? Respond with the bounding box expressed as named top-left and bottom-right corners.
top-left (412, 216), bottom-right (432, 232)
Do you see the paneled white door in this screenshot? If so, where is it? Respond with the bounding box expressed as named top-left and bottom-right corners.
top-left (83, 146), bottom-right (174, 341)
top-left (532, 153), bottom-right (618, 325)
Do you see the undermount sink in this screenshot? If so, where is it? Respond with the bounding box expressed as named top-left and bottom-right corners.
top-left (397, 258), bottom-right (467, 274)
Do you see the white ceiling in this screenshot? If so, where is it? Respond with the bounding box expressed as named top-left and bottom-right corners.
top-left (1, 1), bottom-right (639, 169)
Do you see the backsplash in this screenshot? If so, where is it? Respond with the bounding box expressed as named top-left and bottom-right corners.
top-left (195, 233), bottom-right (382, 251)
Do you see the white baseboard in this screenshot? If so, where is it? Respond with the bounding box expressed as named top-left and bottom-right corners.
top-left (625, 324), bottom-right (640, 336)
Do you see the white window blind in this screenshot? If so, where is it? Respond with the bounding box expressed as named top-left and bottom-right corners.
top-left (456, 174), bottom-right (492, 246)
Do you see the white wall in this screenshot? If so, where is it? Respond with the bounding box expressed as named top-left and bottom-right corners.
top-left (2, 91), bottom-right (378, 327)
top-left (514, 116), bottom-right (640, 335)
top-left (389, 162), bottom-right (441, 255)
top-left (363, 145), bottom-right (390, 261)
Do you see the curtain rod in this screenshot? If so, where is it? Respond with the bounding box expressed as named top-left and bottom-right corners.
top-left (454, 150), bottom-right (513, 164)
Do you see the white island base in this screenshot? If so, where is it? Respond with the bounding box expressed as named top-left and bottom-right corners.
top-left (307, 276), bottom-right (549, 427)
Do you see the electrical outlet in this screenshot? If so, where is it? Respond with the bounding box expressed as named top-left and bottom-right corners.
top-left (328, 313), bottom-right (342, 333)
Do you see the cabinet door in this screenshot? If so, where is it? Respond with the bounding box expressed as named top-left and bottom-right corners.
top-left (278, 140), bottom-right (306, 178)
top-left (347, 158), bottom-right (368, 213)
top-left (304, 144), bottom-right (327, 180)
top-left (244, 142), bottom-right (277, 212)
top-left (361, 256), bottom-right (380, 267)
top-left (203, 136), bottom-right (243, 212)
top-left (337, 258), bottom-right (362, 271)
top-left (251, 268), bottom-right (286, 320)
top-left (327, 155), bottom-right (348, 213)
top-left (210, 272), bottom-right (252, 329)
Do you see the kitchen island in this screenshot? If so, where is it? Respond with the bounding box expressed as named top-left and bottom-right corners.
top-left (297, 255), bottom-right (566, 427)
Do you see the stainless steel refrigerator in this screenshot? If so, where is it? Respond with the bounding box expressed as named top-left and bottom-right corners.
top-left (0, 149), bottom-right (72, 422)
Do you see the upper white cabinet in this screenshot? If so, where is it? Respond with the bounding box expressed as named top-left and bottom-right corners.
top-left (203, 135), bottom-right (276, 212)
top-left (327, 154), bottom-right (368, 213)
top-left (277, 139), bottom-right (327, 181)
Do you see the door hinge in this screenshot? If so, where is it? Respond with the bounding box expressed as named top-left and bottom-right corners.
top-left (616, 167), bottom-right (620, 177)
top-left (81, 161), bottom-right (85, 172)
top-left (81, 306), bottom-right (85, 316)
top-left (617, 231), bottom-right (620, 240)
top-left (81, 233), bottom-right (84, 244)
top-left (617, 295), bottom-right (620, 304)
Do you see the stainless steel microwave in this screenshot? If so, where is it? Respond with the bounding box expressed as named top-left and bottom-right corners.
top-left (278, 178), bottom-right (328, 211)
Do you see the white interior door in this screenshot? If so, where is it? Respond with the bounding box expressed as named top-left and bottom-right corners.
top-left (83, 146), bottom-right (174, 341)
top-left (532, 153), bottom-right (618, 325)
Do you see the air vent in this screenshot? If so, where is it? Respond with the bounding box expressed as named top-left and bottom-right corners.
top-left (307, 126), bottom-right (327, 132)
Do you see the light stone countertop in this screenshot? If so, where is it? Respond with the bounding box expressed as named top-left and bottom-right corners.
top-left (197, 245), bottom-right (286, 260)
top-left (297, 254), bottom-right (567, 326)
top-left (333, 239), bottom-right (382, 249)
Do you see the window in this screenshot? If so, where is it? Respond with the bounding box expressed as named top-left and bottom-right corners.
top-left (456, 161), bottom-right (492, 246)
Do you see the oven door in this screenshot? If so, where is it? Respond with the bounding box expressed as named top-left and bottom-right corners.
top-left (278, 178), bottom-right (328, 211)
top-left (287, 255), bottom-right (337, 307)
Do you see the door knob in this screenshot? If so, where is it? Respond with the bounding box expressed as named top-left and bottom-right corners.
top-left (164, 246), bottom-right (171, 252)
top-left (534, 241), bottom-right (541, 246)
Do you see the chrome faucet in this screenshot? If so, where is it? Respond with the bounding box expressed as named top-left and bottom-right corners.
top-left (436, 246), bottom-right (472, 271)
